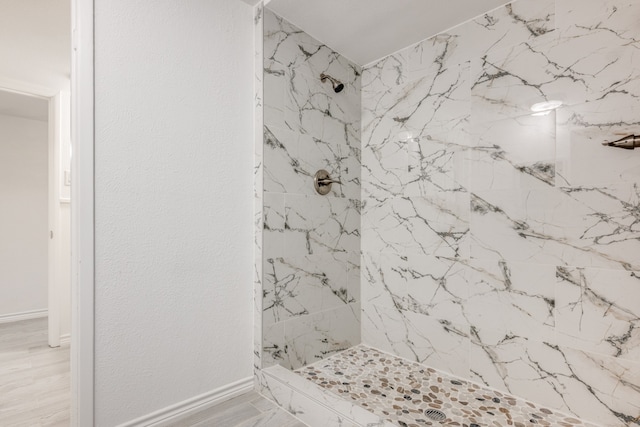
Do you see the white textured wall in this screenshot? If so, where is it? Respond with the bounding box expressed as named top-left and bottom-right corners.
top-left (0, 114), bottom-right (48, 317)
top-left (94, 1), bottom-right (254, 425)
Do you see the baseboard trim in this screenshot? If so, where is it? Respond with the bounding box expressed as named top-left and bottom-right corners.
top-left (0, 309), bottom-right (48, 324)
top-left (117, 376), bottom-right (254, 427)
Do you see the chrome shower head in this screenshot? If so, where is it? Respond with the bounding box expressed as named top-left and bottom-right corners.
top-left (320, 73), bottom-right (344, 93)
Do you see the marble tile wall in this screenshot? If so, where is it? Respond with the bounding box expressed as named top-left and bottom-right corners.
top-left (253, 3), bottom-right (264, 382)
top-left (360, 0), bottom-right (640, 425)
top-left (261, 9), bottom-right (362, 370)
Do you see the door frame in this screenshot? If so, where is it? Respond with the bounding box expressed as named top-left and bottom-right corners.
top-left (71, 0), bottom-right (95, 424)
top-left (0, 0), bottom-right (95, 423)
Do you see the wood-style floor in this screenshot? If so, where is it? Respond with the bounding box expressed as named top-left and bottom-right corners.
top-left (0, 317), bottom-right (70, 427)
top-left (0, 318), bottom-right (305, 427)
top-left (164, 392), bottom-right (307, 427)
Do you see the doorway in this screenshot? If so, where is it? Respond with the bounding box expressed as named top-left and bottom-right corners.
top-left (0, 89), bottom-right (50, 326)
top-left (0, 87), bottom-right (72, 425)
top-left (0, 0), bottom-right (75, 423)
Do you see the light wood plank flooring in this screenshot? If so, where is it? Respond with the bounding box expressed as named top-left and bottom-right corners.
top-left (0, 318), bottom-right (70, 427)
top-left (164, 392), bottom-right (307, 427)
top-left (0, 319), bottom-right (305, 427)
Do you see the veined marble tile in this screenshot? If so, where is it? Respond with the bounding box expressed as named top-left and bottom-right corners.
top-left (468, 112), bottom-right (556, 191)
top-left (284, 67), bottom-right (359, 142)
top-left (559, 184), bottom-right (640, 270)
top-left (264, 9), bottom-right (360, 85)
top-left (556, 266), bottom-right (640, 361)
top-left (362, 61), bottom-right (470, 148)
top-left (406, 129), bottom-right (469, 197)
top-left (260, 365), bottom-right (393, 427)
top-left (258, 367), bottom-right (362, 427)
top-left (284, 194), bottom-right (359, 257)
top-left (346, 252), bottom-right (360, 305)
top-left (265, 69), bottom-right (361, 198)
top-left (263, 7), bottom-right (362, 195)
top-left (262, 254), bottom-right (348, 326)
top-left (470, 185), bottom-right (640, 270)
top-left (262, 321), bottom-right (285, 369)
top-left (404, 192), bottom-right (469, 258)
top-left (556, 102), bottom-right (640, 187)
top-left (559, 347), bottom-right (640, 427)
top-left (296, 133), bottom-right (348, 198)
top-left (556, 0), bottom-right (640, 39)
top-left (361, 137), bottom-right (409, 198)
top-left (354, 1), bottom-right (640, 425)
top-left (318, 255), bottom-right (354, 311)
top-left (361, 197), bottom-right (412, 254)
top-left (552, 6), bottom-right (640, 100)
top-left (471, 9), bottom-right (640, 124)
top-left (471, 37), bottom-right (557, 124)
top-left (255, 3), bottom-right (264, 373)
top-left (470, 188), bottom-right (571, 264)
top-left (362, 194), bottom-right (469, 258)
top-left (265, 8), bottom-right (361, 147)
top-left (469, 332), bottom-right (640, 426)
top-left (316, 75), bottom-right (361, 149)
top-left (337, 132), bottom-right (362, 201)
top-left (263, 256), bottom-right (322, 325)
top-left (362, 32), bottom-right (469, 94)
top-left (309, 133), bottom-right (363, 200)
top-left (361, 0), bottom-right (554, 91)
top-left (465, 259), bottom-right (556, 343)
top-left (263, 125), bottom-right (307, 195)
top-left (283, 303), bottom-right (360, 370)
top-left (361, 251), bottom-right (408, 309)
top-left (262, 8), bottom-right (361, 374)
top-left (263, 68), bottom-right (287, 130)
top-left (263, 192), bottom-right (285, 258)
top-left (404, 254), bottom-right (468, 325)
top-left (469, 334), bottom-right (573, 413)
top-left (264, 125), bottom-right (359, 199)
top-left (362, 304), bottom-right (469, 378)
top-left (362, 192), bottom-right (469, 257)
top-left (464, 0), bottom-right (555, 59)
top-left (283, 68), bottom-right (324, 141)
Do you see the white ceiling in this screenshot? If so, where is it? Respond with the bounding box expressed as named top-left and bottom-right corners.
top-left (0, 89), bottom-right (48, 122)
top-left (0, 0), bottom-right (71, 91)
top-left (266, 0), bottom-right (510, 66)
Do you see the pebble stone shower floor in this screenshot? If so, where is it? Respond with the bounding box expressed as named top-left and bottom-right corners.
top-left (296, 345), bottom-right (598, 427)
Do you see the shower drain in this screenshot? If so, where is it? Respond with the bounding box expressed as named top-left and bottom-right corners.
top-left (424, 409), bottom-right (447, 422)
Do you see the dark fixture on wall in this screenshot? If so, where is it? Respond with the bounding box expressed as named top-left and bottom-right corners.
top-left (313, 169), bottom-right (342, 195)
top-left (320, 73), bottom-right (344, 93)
top-left (602, 134), bottom-right (640, 149)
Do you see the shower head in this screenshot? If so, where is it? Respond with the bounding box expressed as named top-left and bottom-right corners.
top-left (320, 73), bottom-right (344, 93)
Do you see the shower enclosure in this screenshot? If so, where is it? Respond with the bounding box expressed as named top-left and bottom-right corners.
top-left (254, 0), bottom-right (640, 426)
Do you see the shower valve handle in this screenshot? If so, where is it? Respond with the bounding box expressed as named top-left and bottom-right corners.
top-left (314, 169), bottom-right (342, 195)
top-left (316, 178), bottom-right (342, 186)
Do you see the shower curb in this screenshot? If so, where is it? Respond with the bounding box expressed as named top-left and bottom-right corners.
top-left (257, 365), bottom-right (395, 427)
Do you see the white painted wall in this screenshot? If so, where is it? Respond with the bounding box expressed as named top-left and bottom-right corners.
top-left (0, 0), bottom-right (71, 91)
top-left (0, 113), bottom-right (48, 317)
top-left (94, 0), bottom-right (255, 424)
